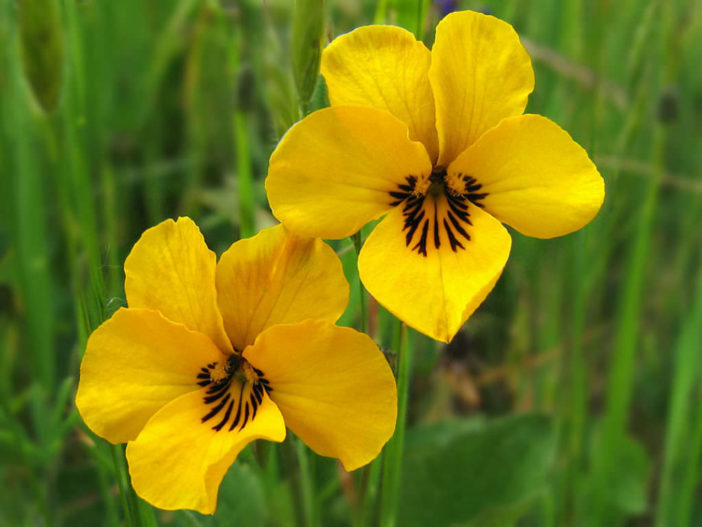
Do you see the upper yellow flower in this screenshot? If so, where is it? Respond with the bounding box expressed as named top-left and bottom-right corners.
top-left (75, 218), bottom-right (397, 514)
top-left (265, 10), bottom-right (604, 343)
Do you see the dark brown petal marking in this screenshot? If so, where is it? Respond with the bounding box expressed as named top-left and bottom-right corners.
top-left (459, 174), bottom-right (488, 207)
top-left (389, 175), bottom-right (418, 206)
top-left (229, 383), bottom-right (246, 431)
top-left (388, 171), bottom-right (488, 257)
top-left (197, 357), bottom-right (273, 432)
top-left (212, 398), bottom-right (234, 432)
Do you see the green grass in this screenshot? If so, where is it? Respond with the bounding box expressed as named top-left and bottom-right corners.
top-left (1, 0), bottom-right (701, 525)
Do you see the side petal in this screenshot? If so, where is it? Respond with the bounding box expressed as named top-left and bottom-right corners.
top-left (216, 224), bottom-right (349, 351)
top-left (243, 320), bottom-right (397, 471)
top-left (266, 106), bottom-right (433, 239)
top-left (430, 10), bottom-right (534, 167)
top-left (321, 25), bottom-right (438, 161)
top-left (75, 308), bottom-right (225, 444)
top-left (448, 114), bottom-right (605, 238)
top-left (358, 197), bottom-right (511, 342)
top-left (126, 388), bottom-right (286, 514)
top-left (124, 217), bottom-right (232, 353)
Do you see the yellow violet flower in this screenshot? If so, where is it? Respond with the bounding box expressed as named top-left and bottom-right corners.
top-left (76, 218), bottom-right (397, 514)
top-left (266, 10), bottom-right (605, 343)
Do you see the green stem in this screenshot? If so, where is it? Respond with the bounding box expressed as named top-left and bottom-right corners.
top-left (234, 110), bottom-right (255, 238)
top-left (282, 437), bottom-right (316, 527)
top-left (111, 445), bottom-right (136, 527)
top-left (379, 320), bottom-right (410, 527)
top-left (351, 233), bottom-right (367, 334)
top-left (559, 229), bottom-right (589, 524)
top-left (678, 380), bottom-right (702, 526)
top-left (128, 487), bottom-right (145, 527)
top-left (415, 0), bottom-right (429, 41)
top-left (373, 0), bottom-right (388, 24)
top-left (656, 269), bottom-right (702, 527)
top-left (591, 122), bottom-right (664, 527)
top-left (356, 454), bottom-right (383, 527)
top-left (296, 438), bottom-right (317, 527)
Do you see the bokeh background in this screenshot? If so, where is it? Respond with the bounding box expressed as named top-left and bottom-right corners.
top-left (1, 0), bottom-right (701, 526)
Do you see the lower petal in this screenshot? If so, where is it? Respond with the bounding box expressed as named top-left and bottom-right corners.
top-left (358, 198), bottom-right (511, 342)
top-left (126, 386), bottom-right (286, 514)
top-left (448, 114), bottom-right (604, 238)
top-left (243, 320), bottom-right (397, 471)
top-left (75, 308), bottom-right (225, 444)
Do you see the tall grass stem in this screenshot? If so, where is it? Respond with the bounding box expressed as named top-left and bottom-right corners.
top-left (379, 321), bottom-right (410, 527)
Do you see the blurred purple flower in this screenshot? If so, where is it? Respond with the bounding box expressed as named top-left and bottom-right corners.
top-left (434, 0), bottom-right (457, 17)
top-left (434, 2), bottom-right (492, 17)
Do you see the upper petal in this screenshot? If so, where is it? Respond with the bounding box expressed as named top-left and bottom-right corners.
top-left (243, 320), bottom-right (397, 471)
top-left (266, 106), bottom-right (433, 239)
top-left (358, 196), bottom-right (511, 342)
top-left (429, 10), bottom-right (534, 167)
top-left (216, 224), bottom-right (349, 351)
top-left (448, 114), bottom-right (604, 238)
top-left (126, 386), bottom-right (286, 514)
top-left (75, 308), bottom-right (225, 444)
top-left (124, 217), bottom-right (232, 353)
top-left (321, 25), bottom-right (438, 162)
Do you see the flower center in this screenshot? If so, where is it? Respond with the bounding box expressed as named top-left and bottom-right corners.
top-left (388, 168), bottom-right (488, 257)
top-left (196, 354), bottom-right (272, 432)
top-left (427, 171), bottom-right (446, 198)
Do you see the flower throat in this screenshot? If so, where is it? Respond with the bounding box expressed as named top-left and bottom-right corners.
top-left (388, 168), bottom-right (488, 257)
top-left (196, 354), bottom-right (272, 432)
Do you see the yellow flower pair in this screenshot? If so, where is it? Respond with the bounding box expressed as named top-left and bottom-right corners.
top-left (77, 10), bottom-right (604, 515)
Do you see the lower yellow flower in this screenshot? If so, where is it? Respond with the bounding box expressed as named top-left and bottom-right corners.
top-left (75, 218), bottom-right (397, 514)
top-left (265, 10), bottom-right (605, 343)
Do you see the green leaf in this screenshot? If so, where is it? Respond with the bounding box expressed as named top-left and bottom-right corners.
top-left (398, 414), bottom-right (554, 527)
top-left (212, 462), bottom-right (269, 526)
top-left (464, 493), bottom-right (544, 527)
top-left (291, 0), bottom-right (325, 110)
top-left (608, 437), bottom-right (649, 515)
top-left (171, 460), bottom-right (268, 527)
top-left (579, 425), bottom-right (651, 524)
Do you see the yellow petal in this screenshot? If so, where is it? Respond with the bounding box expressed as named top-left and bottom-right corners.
top-left (126, 385), bottom-right (286, 514)
top-left (448, 114), bottom-right (604, 238)
top-left (243, 320), bottom-right (397, 471)
top-left (429, 10), bottom-right (534, 167)
top-left (216, 224), bottom-right (349, 350)
top-left (124, 217), bottom-right (232, 353)
top-left (266, 106), bottom-right (433, 239)
top-left (358, 195), bottom-right (511, 342)
top-left (75, 308), bottom-right (225, 444)
top-left (321, 25), bottom-right (438, 162)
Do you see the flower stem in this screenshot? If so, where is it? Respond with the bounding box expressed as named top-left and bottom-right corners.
top-left (373, 0), bottom-right (388, 24)
top-left (415, 0), bottom-right (430, 41)
top-left (351, 233), bottom-right (367, 333)
top-left (234, 110), bottom-right (255, 239)
top-left (111, 444), bottom-right (137, 527)
top-left (379, 319), bottom-right (410, 527)
top-left (296, 438), bottom-right (318, 527)
top-left (282, 436), bottom-right (317, 527)
top-left (356, 453), bottom-right (383, 527)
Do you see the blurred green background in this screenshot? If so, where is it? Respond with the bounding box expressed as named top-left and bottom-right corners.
top-left (1, 0), bottom-right (701, 526)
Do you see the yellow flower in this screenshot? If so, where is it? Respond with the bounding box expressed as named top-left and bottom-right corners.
top-left (265, 10), bottom-right (605, 343)
top-left (75, 218), bottom-right (397, 514)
